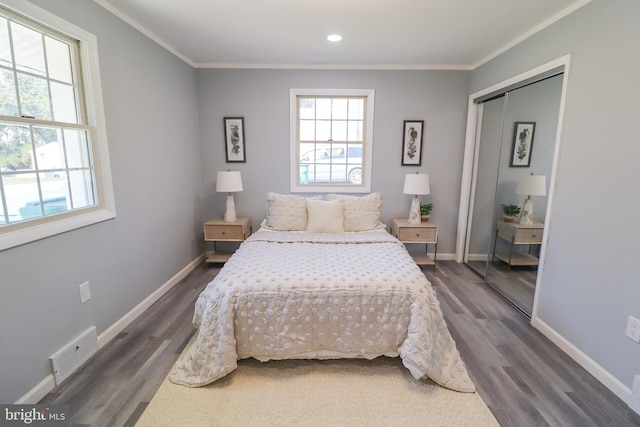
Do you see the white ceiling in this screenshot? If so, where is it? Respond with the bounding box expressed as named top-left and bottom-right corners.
top-left (95, 0), bottom-right (590, 69)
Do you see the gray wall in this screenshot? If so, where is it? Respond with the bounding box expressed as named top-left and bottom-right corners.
top-left (0, 1), bottom-right (203, 403)
top-left (197, 69), bottom-right (470, 254)
top-left (471, 0), bottom-right (640, 391)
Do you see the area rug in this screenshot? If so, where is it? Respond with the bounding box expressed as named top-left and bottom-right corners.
top-left (137, 347), bottom-right (498, 427)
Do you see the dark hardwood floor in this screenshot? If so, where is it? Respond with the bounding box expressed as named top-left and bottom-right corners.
top-left (467, 259), bottom-right (538, 315)
top-left (40, 261), bottom-right (640, 426)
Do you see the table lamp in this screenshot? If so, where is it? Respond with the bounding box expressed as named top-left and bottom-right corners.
top-left (216, 170), bottom-right (243, 222)
top-left (403, 172), bottom-right (430, 224)
top-left (516, 173), bottom-right (546, 225)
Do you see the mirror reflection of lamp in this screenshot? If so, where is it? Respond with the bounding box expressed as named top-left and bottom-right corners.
top-left (516, 173), bottom-right (546, 225)
top-left (216, 170), bottom-right (243, 222)
top-left (403, 172), bottom-right (430, 225)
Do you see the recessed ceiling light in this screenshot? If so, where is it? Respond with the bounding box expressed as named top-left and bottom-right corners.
top-left (327, 34), bottom-right (342, 42)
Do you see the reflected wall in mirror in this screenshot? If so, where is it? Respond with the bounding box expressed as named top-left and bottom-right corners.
top-left (464, 74), bottom-right (564, 316)
top-left (465, 95), bottom-right (504, 280)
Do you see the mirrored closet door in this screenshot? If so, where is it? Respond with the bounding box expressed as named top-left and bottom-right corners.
top-left (464, 73), bottom-right (564, 316)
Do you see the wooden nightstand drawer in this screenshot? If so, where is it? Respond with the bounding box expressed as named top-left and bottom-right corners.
top-left (205, 224), bottom-right (244, 240)
top-left (203, 217), bottom-right (250, 241)
top-left (398, 227), bottom-right (437, 242)
top-left (515, 228), bottom-right (542, 244)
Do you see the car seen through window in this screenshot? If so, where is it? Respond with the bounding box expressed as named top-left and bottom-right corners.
top-left (299, 145), bottom-right (363, 184)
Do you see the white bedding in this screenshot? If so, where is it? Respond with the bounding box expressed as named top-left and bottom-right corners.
top-left (170, 227), bottom-right (475, 393)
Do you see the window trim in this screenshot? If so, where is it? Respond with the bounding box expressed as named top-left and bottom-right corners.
top-left (290, 88), bottom-right (374, 193)
top-left (0, 0), bottom-right (116, 251)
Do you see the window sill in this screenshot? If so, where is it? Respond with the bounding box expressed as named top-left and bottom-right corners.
top-left (0, 207), bottom-right (116, 251)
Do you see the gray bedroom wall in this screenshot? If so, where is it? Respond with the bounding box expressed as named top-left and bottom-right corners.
top-left (196, 69), bottom-right (470, 254)
top-left (0, 1), bottom-right (202, 403)
top-left (470, 0), bottom-right (640, 391)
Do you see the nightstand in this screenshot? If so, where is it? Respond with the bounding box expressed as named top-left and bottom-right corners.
top-left (390, 219), bottom-right (438, 270)
top-left (203, 217), bottom-right (252, 264)
top-left (492, 220), bottom-right (543, 270)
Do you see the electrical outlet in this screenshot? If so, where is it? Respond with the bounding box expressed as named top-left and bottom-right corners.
top-left (79, 281), bottom-right (91, 304)
top-left (625, 316), bottom-right (640, 343)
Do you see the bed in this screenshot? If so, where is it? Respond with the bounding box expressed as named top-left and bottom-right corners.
top-left (170, 192), bottom-right (474, 393)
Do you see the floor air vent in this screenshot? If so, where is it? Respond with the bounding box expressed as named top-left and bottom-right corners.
top-left (49, 326), bottom-right (98, 385)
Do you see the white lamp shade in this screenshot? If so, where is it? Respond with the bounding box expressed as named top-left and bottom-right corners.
top-left (216, 171), bottom-right (243, 193)
top-left (516, 174), bottom-right (546, 196)
top-left (403, 173), bottom-right (430, 195)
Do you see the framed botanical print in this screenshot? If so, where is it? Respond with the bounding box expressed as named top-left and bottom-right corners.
top-left (401, 120), bottom-right (424, 166)
top-left (510, 122), bottom-right (536, 167)
top-left (224, 117), bottom-right (246, 163)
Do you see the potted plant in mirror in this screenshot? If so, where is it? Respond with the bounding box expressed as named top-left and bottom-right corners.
top-left (420, 203), bottom-right (433, 222)
top-left (501, 204), bottom-right (521, 222)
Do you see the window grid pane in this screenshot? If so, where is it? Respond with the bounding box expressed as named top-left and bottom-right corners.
top-left (0, 68), bottom-right (18, 116)
top-left (50, 81), bottom-right (77, 123)
top-left (44, 36), bottom-right (72, 84)
top-left (11, 22), bottom-right (46, 77)
top-left (68, 168), bottom-right (95, 209)
top-left (0, 19), bottom-right (12, 68)
top-left (17, 72), bottom-right (51, 119)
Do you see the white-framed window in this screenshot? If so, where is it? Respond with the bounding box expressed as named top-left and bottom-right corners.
top-left (0, 1), bottom-right (115, 251)
top-left (290, 88), bottom-right (374, 193)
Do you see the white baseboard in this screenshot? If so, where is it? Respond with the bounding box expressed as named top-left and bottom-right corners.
top-left (15, 254), bottom-right (203, 404)
top-left (406, 252), bottom-right (456, 261)
top-left (466, 253), bottom-right (489, 262)
top-left (399, 249), bottom-right (457, 262)
top-left (531, 317), bottom-right (637, 413)
top-left (97, 255), bottom-right (203, 348)
top-left (14, 374), bottom-right (56, 404)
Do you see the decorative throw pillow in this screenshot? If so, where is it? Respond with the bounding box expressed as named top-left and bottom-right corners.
top-left (265, 192), bottom-right (309, 231)
top-left (325, 192), bottom-right (383, 231)
top-left (306, 199), bottom-right (344, 233)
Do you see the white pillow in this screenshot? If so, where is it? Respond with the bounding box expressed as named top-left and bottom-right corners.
top-left (265, 192), bottom-right (309, 231)
top-left (325, 192), bottom-right (383, 231)
top-left (306, 199), bottom-right (344, 233)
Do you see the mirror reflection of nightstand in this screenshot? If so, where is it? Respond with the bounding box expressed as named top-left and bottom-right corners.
top-left (492, 220), bottom-right (543, 270)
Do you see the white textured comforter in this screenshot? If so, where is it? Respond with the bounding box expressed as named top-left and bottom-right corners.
top-left (170, 228), bottom-right (475, 392)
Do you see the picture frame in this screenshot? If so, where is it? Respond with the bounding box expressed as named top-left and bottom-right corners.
top-left (510, 122), bottom-right (536, 167)
top-left (401, 120), bottom-right (424, 166)
top-left (224, 117), bottom-right (246, 163)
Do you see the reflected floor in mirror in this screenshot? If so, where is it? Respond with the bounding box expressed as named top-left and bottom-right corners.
top-left (467, 260), bottom-right (537, 316)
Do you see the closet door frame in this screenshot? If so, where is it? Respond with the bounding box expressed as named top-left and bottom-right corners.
top-left (455, 54), bottom-right (571, 321)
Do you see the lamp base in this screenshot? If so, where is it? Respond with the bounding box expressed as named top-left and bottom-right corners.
top-left (224, 194), bottom-right (237, 222)
top-left (519, 197), bottom-right (533, 225)
top-left (408, 196), bottom-right (421, 225)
